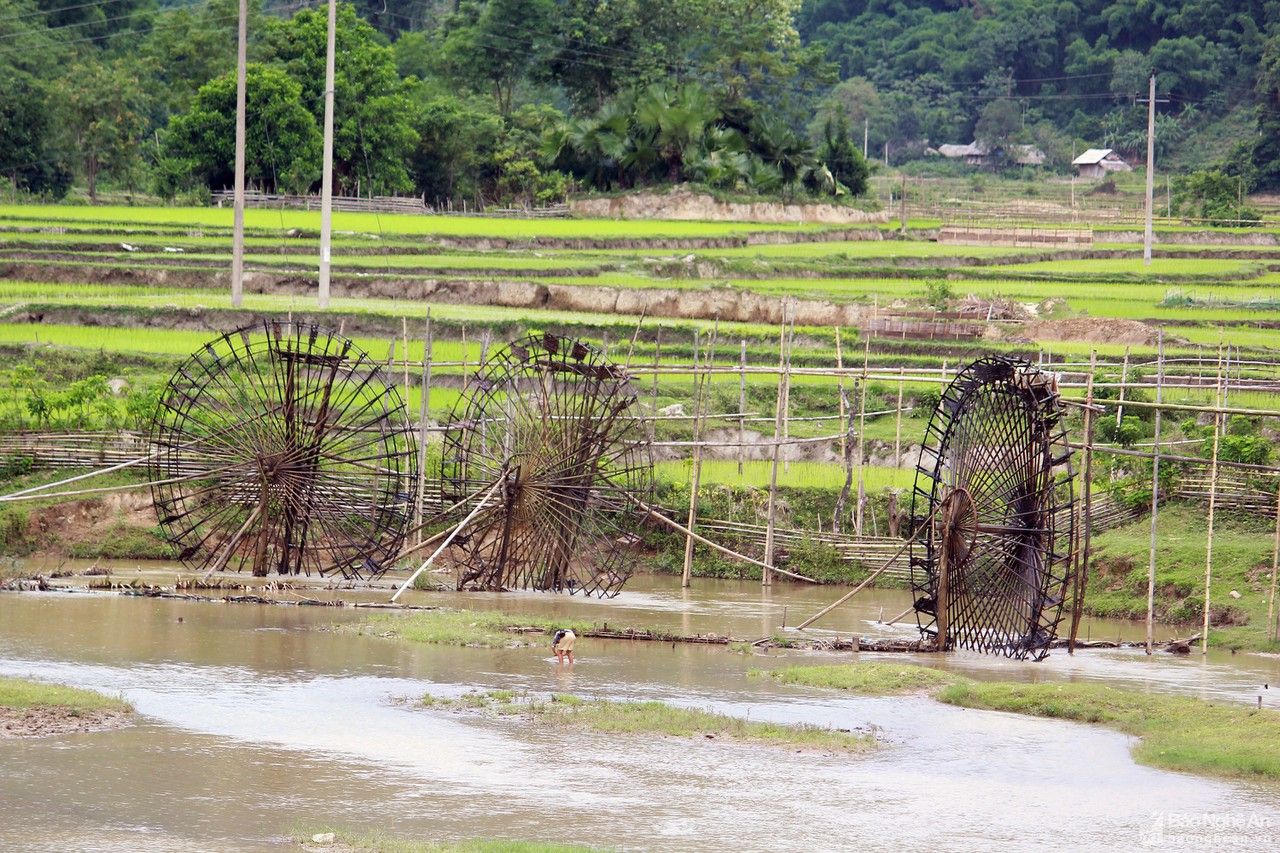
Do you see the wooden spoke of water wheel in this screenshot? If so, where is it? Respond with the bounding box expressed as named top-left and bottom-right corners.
top-left (148, 320), bottom-right (417, 579)
top-left (440, 333), bottom-right (653, 597)
top-left (910, 357), bottom-right (1076, 661)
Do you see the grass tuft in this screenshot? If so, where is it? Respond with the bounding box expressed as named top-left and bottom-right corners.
top-left (757, 662), bottom-right (959, 694)
top-left (0, 676), bottom-right (130, 713)
top-left (421, 690), bottom-right (874, 752)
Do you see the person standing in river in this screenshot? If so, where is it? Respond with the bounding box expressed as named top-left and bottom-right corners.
top-left (552, 628), bottom-right (576, 664)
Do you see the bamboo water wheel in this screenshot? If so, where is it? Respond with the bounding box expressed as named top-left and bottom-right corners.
top-left (910, 357), bottom-right (1076, 660)
top-left (149, 321), bottom-right (416, 579)
top-left (440, 333), bottom-right (652, 597)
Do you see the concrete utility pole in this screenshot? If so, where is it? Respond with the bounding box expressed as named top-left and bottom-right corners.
top-left (318, 0), bottom-right (337, 309)
top-left (231, 0), bottom-right (247, 307)
top-left (1143, 74), bottom-right (1156, 266)
top-left (863, 117), bottom-right (868, 158)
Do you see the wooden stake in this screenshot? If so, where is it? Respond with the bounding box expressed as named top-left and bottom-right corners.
top-left (1146, 332), bottom-right (1164, 654)
top-left (1201, 345), bottom-right (1224, 655)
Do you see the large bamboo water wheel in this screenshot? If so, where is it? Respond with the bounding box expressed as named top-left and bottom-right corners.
top-left (149, 321), bottom-right (416, 579)
top-left (440, 333), bottom-right (652, 597)
top-left (910, 356), bottom-right (1076, 660)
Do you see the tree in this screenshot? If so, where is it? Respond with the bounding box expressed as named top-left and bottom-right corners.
top-left (633, 83), bottom-right (717, 183)
top-left (264, 3), bottom-right (415, 194)
top-left (547, 0), bottom-right (701, 111)
top-left (0, 71), bottom-right (73, 197)
top-left (432, 0), bottom-right (556, 115)
top-left (140, 0), bottom-right (263, 119)
top-left (974, 99), bottom-right (1023, 165)
top-left (408, 92), bottom-right (504, 203)
top-left (817, 114), bottom-right (867, 195)
top-left (162, 64), bottom-right (321, 193)
top-left (59, 57), bottom-right (149, 199)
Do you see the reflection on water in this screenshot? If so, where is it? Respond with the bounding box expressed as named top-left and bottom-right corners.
top-left (1, 586), bottom-right (1278, 852)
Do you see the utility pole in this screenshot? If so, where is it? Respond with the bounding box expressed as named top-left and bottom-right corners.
top-left (318, 0), bottom-right (337, 309)
top-left (231, 0), bottom-right (247, 308)
top-left (863, 117), bottom-right (868, 159)
top-left (1138, 76), bottom-right (1167, 266)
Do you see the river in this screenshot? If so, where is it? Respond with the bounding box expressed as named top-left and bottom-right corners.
top-left (1, 574), bottom-right (1278, 851)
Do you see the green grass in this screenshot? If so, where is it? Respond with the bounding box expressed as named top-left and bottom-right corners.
top-left (1087, 503), bottom-right (1280, 651)
top-left (937, 681), bottom-right (1280, 781)
top-left (764, 662), bottom-right (1280, 781)
top-left (424, 690), bottom-right (874, 752)
top-left (350, 609), bottom-right (626, 648)
top-left (0, 676), bottom-right (130, 713)
top-left (0, 205), bottom-right (832, 239)
top-left (298, 830), bottom-right (601, 853)
top-left (756, 662), bottom-right (958, 694)
top-left (655, 459), bottom-right (914, 491)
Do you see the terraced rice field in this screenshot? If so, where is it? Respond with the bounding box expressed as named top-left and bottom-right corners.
top-left (1, 203), bottom-right (1278, 496)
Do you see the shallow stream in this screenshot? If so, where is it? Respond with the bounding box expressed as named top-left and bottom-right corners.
top-left (2, 573), bottom-right (1278, 851)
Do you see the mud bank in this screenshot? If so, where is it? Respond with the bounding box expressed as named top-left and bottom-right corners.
top-left (0, 705), bottom-right (130, 738)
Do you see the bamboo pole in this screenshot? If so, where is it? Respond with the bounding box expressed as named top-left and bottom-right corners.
top-left (763, 317), bottom-right (789, 587)
top-left (1068, 350), bottom-right (1097, 654)
top-left (1115, 346), bottom-right (1130, 428)
top-left (391, 475), bottom-right (504, 602)
top-left (894, 378), bottom-right (904, 468)
top-left (682, 329), bottom-right (704, 589)
top-left (836, 327), bottom-right (846, 460)
top-left (414, 312), bottom-right (432, 548)
top-left (401, 317), bottom-right (410, 404)
top-left (854, 340), bottom-right (869, 536)
top-left (833, 378), bottom-right (856, 534)
top-left (781, 313), bottom-right (794, 474)
top-left (738, 339), bottom-right (747, 475)
top-left (795, 499), bottom-right (945, 631)
top-left (632, 497), bottom-right (817, 584)
top-left (1269, 485), bottom-right (1280, 643)
top-left (1146, 332), bottom-right (1164, 654)
top-left (1201, 345), bottom-right (1225, 655)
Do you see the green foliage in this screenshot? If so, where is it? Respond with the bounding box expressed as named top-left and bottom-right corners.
top-left (1097, 415), bottom-right (1145, 448)
top-left (1173, 170), bottom-right (1262, 227)
top-left (922, 279), bottom-right (953, 309)
top-left (264, 3), bottom-right (415, 194)
top-left (163, 64), bottom-right (321, 193)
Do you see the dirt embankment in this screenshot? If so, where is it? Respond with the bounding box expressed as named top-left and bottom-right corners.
top-left (1106, 230), bottom-right (1280, 246)
top-left (0, 706), bottom-right (131, 738)
top-left (4, 264), bottom-right (873, 327)
top-left (988, 317), bottom-right (1167, 346)
top-left (569, 188), bottom-right (889, 224)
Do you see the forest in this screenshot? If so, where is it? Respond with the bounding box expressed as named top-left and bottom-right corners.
top-left (3, 0), bottom-right (1280, 206)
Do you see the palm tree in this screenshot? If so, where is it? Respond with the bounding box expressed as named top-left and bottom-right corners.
top-left (633, 83), bottom-right (717, 183)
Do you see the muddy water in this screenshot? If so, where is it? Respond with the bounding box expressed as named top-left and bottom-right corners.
top-left (1, 589), bottom-right (1279, 852)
